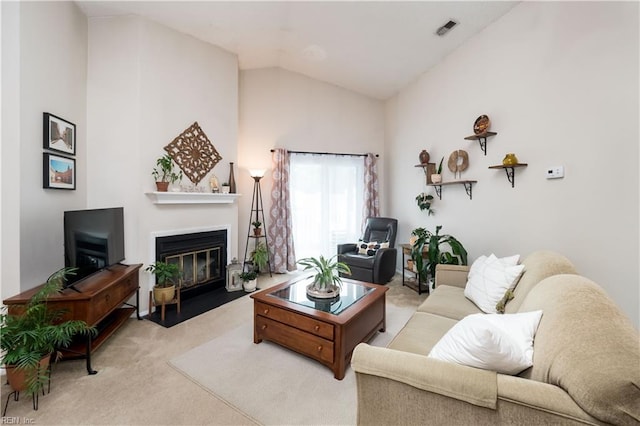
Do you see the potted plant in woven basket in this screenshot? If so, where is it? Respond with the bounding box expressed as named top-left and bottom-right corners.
top-left (0, 268), bottom-right (96, 396)
top-left (297, 255), bottom-right (351, 299)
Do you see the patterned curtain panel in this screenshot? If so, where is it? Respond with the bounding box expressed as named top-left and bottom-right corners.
top-left (363, 153), bottom-right (380, 226)
top-left (268, 148), bottom-right (297, 272)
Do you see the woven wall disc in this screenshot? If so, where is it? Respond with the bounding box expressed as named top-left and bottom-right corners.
top-left (448, 150), bottom-right (469, 174)
top-left (164, 122), bottom-right (222, 185)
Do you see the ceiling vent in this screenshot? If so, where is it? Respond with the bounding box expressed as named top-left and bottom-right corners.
top-left (436, 20), bottom-right (458, 37)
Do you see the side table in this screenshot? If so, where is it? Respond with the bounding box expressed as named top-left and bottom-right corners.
top-left (400, 243), bottom-right (430, 295)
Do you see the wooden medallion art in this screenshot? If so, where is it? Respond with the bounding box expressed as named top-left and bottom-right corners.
top-left (448, 150), bottom-right (469, 179)
top-left (164, 122), bottom-right (222, 184)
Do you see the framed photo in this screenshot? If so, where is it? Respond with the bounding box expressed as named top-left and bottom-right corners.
top-left (43, 112), bottom-right (75, 155)
top-left (43, 153), bottom-right (75, 190)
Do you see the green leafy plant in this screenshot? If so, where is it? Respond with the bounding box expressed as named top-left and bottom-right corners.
top-left (252, 221), bottom-right (262, 229)
top-left (436, 157), bottom-right (444, 174)
top-left (151, 154), bottom-right (183, 184)
top-left (297, 255), bottom-right (351, 291)
top-left (415, 192), bottom-right (435, 215)
top-left (239, 271), bottom-right (258, 282)
top-left (251, 243), bottom-right (269, 272)
top-left (145, 261), bottom-right (181, 288)
top-left (410, 226), bottom-right (467, 283)
top-left (0, 268), bottom-right (96, 395)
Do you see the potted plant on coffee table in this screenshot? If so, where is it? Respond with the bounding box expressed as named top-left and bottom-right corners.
top-left (297, 255), bottom-right (351, 299)
top-left (0, 268), bottom-right (96, 398)
top-left (151, 154), bottom-right (183, 192)
top-left (239, 271), bottom-right (258, 292)
top-left (145, 261), bottom-right (181, 304)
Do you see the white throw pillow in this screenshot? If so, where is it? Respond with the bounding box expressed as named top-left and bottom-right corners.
top-left (427, 310), bottom-right (543, 375)
top-left (464, 254), bottom-right (525, 314)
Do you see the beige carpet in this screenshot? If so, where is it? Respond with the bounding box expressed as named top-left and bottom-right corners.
top-left (169, 300), bottom-right (415, 425)
top-left (0, 273), bottom-right (426, 424)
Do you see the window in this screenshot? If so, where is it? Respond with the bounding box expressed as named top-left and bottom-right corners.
top-left (289, 153), bottom-right (364, 259)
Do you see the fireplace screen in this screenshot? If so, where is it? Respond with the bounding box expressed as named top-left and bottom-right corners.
top-left (165, 247), bottom-right (222, 289)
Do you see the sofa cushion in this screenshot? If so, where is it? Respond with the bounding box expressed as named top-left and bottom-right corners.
top-left (387, 312), bottom-right (457, 356)
top-left (427, 310), bottom-right (543, 375)
top-left (505, 250), bottom-right (576, 313)
top-left (464, 254), bottom-right (525, 314)
top-left (417, 285), bottom-right (483, 320)
top-left (518, 274), bottom-right (640, 425)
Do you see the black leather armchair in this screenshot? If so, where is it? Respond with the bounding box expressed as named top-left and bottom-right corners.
top-left (337, 217), bottom-right (398, 284)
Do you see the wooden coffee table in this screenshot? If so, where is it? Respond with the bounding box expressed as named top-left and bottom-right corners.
top-left (251, 275), bottom-right (388, 380)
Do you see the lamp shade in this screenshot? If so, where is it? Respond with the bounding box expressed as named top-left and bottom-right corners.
top-left (249, 169), bottom-right (266, 178)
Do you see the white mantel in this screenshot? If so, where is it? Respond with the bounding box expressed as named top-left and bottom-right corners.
top-left (145, 192), bottom-right (241, 205)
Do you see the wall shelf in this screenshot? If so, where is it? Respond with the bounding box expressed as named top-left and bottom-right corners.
top-left (488, 163), bottom-right (528, 188)
top-left (145, 192), bottom-right (241, 204)
top-left (464, 131), bottom-right (497, 155)
top-left (427, 180), bottom-right (477, 200)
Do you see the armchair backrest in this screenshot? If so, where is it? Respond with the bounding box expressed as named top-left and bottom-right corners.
top-left (362, 217), bottom-right (398, 248)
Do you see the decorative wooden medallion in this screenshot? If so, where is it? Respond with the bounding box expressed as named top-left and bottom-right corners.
top-left (164, 122), bottom-right (222, 184)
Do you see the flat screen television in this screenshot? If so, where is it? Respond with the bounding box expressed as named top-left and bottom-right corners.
top-left (63, 207), bottom-right (125, 287)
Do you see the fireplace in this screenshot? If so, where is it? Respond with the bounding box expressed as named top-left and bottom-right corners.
top-left (152, 228), bottom-right (228, 298)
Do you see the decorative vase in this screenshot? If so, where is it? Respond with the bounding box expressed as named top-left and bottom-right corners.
top-left (156, 181), bottom-right (169, 192)
top-left (431, 174), bottom-right (442, 184)
top-left (229, 162), bottom-right (236, 194)
top-left (419, 150), bottom-right (430, 165)
top-left (503, 153), bottom-right (518, 166)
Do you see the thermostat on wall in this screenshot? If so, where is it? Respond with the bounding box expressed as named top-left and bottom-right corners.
top-left (546, 166), bottom-right (564, 179)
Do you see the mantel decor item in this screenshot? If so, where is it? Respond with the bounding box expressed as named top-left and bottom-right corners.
top-left (473, 115), bottom-right (491, 134)
top-left (43, 153), bottom-right (75, 190)
top-left (152, 153), bottom-right (182, 192)
top-left (164, 122), bottom-right (222, 185)
top-left (503, 153), bottom-right (519, 166)
top-left (297, 255), bottom-right (351, 299)
top-left (228, 162), bottom-right (236, 193)
top-left (43, 112), bottom-right (75, 156)
top-left (419, 150), bottom-right (430, 165)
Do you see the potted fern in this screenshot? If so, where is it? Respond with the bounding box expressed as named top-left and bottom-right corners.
top-left (251, 242), bottom-right (269, 273)
top-left (297, 255), bottom-right (351, 299)
top-left (145, 261), bottom-right (181, 304)
top-left (0, 268), bottom-right (96, 396)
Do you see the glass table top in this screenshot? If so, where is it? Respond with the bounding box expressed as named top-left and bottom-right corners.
top-left (268, 276), bottom-right (373, 315)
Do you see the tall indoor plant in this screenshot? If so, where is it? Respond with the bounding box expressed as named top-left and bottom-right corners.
top-left (0, 268), bottom-right (96, 395)
top-left (410, 226), bottom-right (468, 285)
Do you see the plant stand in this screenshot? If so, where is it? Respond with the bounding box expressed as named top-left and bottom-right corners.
top-left (148, 289), bottom-right (181, 322)
top-left (242, 174), bottom-right (272, 276)
top-left (2, 361), bottom-right (52, 416)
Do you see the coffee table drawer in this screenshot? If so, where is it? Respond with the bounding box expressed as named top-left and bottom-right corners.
top-left (256, 316), bottom-right (334, 364)
top-left (255, 301), bottom-right (334, 339)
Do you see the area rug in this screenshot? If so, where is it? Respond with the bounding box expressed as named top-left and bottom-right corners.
top-left (169, 297), bottom-right (415, 425)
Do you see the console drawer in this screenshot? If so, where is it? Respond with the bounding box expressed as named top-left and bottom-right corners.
top-left (255, 301), bottom-right (333, 339)
top-left (256, 316), bottom-right (334, 364)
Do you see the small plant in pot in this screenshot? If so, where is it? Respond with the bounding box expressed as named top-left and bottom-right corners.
top-left (252, 221), bottom-right (262, 236)
top-left (239, 271), bottom-right (258, 292)
top-left (0, 268), bottom-right (96, 396)
top-left (145, 261), bottom-right (181, 304)
top-left (151, 154), bottom-right (182, 192)
top-left (251, 242), bottom-right (269, 273)
top-left (297, 255), bottom-right (351, 299)
top-left (431, 157), bottom-right (444, 184)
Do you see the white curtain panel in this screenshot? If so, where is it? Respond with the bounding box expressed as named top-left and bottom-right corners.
top-left (289, 153), bottom-right (364, 259)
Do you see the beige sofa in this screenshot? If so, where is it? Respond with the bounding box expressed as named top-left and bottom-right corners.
top-left (352, 251), bottom-right (640, 425)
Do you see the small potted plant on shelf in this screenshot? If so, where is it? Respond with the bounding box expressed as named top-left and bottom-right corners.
top-left (410, 226), bottom-right (468, 288)
top-left (151, 154), bottom-right (183, 192)
top-left (251, 242), bottom-right (269, 273)
top-left (0, 268), bottom-right (96, 396)
top-left (430, 157), bottom-right (444, 184)
top-left (252, 221), bottom-right (262, 236)
top-left (239, 271), bottom-right (258, 292)
top-left (297, 255), bottom-right (351, 299)
top-left (145, 261), bottom-right (181, 304)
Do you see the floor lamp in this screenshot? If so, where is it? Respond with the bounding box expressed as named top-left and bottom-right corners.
top-left (243, 169), bottom-right (272, 276)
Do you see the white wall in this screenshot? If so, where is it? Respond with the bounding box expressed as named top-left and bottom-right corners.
top-left (386, 2), bottom-right (639, 326)
top-left (238, 67), bottom-right (385, 258)
top-left (1, 1), bottom-right (88, 297)
top-left (87, 16), bottom-right (239, 311)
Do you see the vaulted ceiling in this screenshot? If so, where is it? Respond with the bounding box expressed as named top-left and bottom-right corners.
top-left (77, 1), bottom-right (518, 100)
